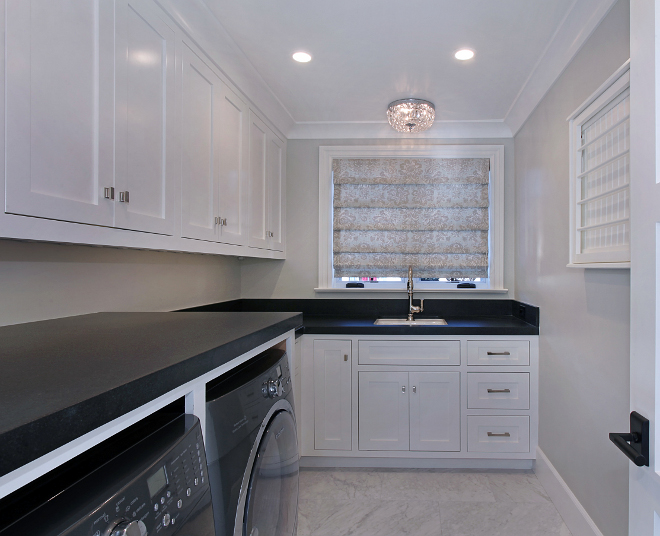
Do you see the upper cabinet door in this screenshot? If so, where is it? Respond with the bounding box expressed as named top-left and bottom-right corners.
top-left (5, 0), bottom-right (115, 226)
top-left (267, 131), bottom-right (285, 252)
top-left (180, 43), bottom-right (220, 242)
top-left (114, 0), bottom-right (175, 235)
top-left (217, 85), bottom-right (249, 246)
top-left (248, 112), bottom-right (268, 249)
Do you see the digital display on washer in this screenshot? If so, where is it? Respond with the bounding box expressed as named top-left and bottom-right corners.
top-left (147, 466), bottom-right (168, 498)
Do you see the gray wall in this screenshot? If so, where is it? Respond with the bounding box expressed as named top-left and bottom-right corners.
top-left (0, 239), bottom-right (241, 326)
top-left (241, 137), bottom-right (515, 299)
top-left (514, 1), bottom-right (630, 534)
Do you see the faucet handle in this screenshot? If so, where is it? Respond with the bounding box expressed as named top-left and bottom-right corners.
top-left (419, 299), bottom-right (424, 312)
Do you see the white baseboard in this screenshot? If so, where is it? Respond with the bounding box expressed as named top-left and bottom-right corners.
top-left (300, 456), bottom-right (533, 470)
top-left (534, 447), bottom-right (604, 536)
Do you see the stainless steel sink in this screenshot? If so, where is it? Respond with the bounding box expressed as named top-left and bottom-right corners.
top-left (374, 318), bottom-right (447, 326)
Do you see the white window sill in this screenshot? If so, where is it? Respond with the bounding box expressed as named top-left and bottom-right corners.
top-left (566, 262), bottom-right (630, 269)
top-left (314, 287), bottom-right (510, 294)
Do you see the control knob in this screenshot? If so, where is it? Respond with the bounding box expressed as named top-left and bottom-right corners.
top-left (107, 519), bottom-right (147, 536)
top-left (263, 378), bottom-right (283, 398)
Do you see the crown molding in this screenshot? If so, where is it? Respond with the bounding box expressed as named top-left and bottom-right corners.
top-left (287, 120), bottom-right (513, 140)
top-left (504, 0), bottom-right (619, 135)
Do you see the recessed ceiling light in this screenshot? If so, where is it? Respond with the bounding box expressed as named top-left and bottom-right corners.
top-left (292, 52), bottom-right (312, 63)
top-left (455, 49), bottom-right (475, 61)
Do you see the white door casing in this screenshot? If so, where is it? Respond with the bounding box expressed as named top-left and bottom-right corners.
top-left (628, 1), bottom-right (660, 533)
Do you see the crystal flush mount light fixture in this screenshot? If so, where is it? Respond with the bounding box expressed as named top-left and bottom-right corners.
top-left (387, 98), bottom-right (436, 133)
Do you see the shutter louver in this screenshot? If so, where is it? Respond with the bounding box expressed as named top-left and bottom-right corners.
top-left (332, 158), bottom-right (490, 279)
top-left (577, 88), bottom-right (630, 259)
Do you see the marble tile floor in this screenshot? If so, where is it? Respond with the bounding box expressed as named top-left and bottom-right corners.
top-left (297, 468), bottom-right (572, 536)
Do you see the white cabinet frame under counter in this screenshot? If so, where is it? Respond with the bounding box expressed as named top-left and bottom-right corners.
top-left (0, 311), bottom-right (302, 500)
top-left (299, 334), bottom-right (539, 470)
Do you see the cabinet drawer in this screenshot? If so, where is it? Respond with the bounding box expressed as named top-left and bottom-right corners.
top-left (467, 373), bottom-right (530, 409)
top-left (467, 340), bottom-right (530, 366)
top-left (358, 340), bottom-right (460, 366)
top-left (467, 416), bottom-right (530, 453)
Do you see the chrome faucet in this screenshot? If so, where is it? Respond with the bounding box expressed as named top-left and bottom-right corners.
top-left (407, 265), bottom-right (424, 321)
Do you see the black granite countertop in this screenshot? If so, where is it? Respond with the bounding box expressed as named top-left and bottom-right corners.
top-left (0, 311), bottom-right (302, 478)
top-left (301, 315), bottom-right (538, 336)
top-left (184, 298), bottom-right (540, 336)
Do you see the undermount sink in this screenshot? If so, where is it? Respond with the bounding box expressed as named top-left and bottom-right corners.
top-left (374, 318), bottom-right (448, 326)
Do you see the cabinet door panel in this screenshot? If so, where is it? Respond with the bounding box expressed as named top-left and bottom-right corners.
top-left (6, 0), bottom-right (114, 225)
top-left (358, 371), bottom-right (409, 451)
top-left (180, 44), bottom-right (219, 241)
top-left (409, 372), bottom-right (460, 452)
top-left (248, 113), bottom-right (268, 248)
top-left (267, 132), bottom-right (284, 251)
top-left (218, 86), bottom-right (248, 245)
top-left (313, 340), bottom-right (352, 450)
top-left (115, 0), bottom-right (175, 234)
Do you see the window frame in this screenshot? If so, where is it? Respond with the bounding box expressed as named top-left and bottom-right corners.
top-left (317, 145), bottom-right (505, 291)
top-left (567, 60), bottom-right (631, 269)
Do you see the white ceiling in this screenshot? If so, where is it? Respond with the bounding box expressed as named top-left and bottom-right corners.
top-left (201, 0), bottom-right (619, 138)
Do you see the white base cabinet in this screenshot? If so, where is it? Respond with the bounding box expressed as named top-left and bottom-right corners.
top-left (299, 335), bottom-right (538, 466)
top-left (358, 371), bottom-right (460, 452)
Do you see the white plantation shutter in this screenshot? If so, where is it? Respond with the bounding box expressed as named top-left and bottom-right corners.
top-left (332, 157), bottom-right (490, 278)
top-left (570, 65), bottom-right (630, 266)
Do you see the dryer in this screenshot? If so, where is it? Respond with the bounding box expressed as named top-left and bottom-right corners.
top-left (205, 343), bottom-right (298, 536)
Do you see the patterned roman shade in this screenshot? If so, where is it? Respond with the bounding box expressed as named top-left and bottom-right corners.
top-left (332, 158), bottom-right (490, 279)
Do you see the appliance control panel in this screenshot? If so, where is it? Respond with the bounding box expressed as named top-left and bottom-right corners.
top-left (67, 419), bottom-right (209, 536)
top-left (261, 357), bottom-right (291, 399)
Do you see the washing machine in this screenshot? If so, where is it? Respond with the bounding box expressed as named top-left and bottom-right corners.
top-left (205, 343), bottom-right (299, 536)
top-left (0, 413), bottom-right (214, 536)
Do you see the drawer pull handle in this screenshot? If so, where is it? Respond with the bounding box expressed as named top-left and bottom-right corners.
top-left (487, 351), bottom-right (511, 356)
top-left (487, 432), bottom-right (511, 437)
top-left (487, 388), bottom-right (511, 393)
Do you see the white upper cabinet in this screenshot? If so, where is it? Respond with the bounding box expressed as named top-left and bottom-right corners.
top-left (115, 0), bottom-right (176, 235)
top-left (180, 43), bottom-right (249, 246)
top-left (2, 0), bottom-right (284, 259)
top-left (5, 0), bottom-right (116, 226)
top-left (217, 85), bottom-right (249, 246)
top-left (249, 111), bottom-right (285, 251)
top-left (180, 43), bottom-right (220, 242)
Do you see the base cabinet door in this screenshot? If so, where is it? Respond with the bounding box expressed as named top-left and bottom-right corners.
top-left (313, 340), bottom-right (352, 450)
top-left (358, 372), bottom-right (410, 451)
top-left (409, 372), bottom-right (460, 452)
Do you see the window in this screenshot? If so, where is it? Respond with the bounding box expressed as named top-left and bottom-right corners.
top-left (568, 60), bottom-right (630, 267)
top-left (317, 145), bottom-right (505, 291)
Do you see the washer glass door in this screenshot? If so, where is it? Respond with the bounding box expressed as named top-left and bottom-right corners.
top-left (243, 409), bottom-right (299, 536)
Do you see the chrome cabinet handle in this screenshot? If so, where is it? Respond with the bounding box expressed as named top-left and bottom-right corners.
top-left (487, 388), bottom-right (511, 393)
top-left (412, 386), bottom-right (416, 393)
top-left (104, 187), bottom-right (115, 200)
top-left (402, 386), bottom-right (406, 393)
top-left (487, 351), bottom-right (511, 356)
top-left (119, 191), bottom-right (129, 203)
top-left (487, 432), bottom-right (511, 437)
top-left (344, 354), bottom-right (348, 362)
